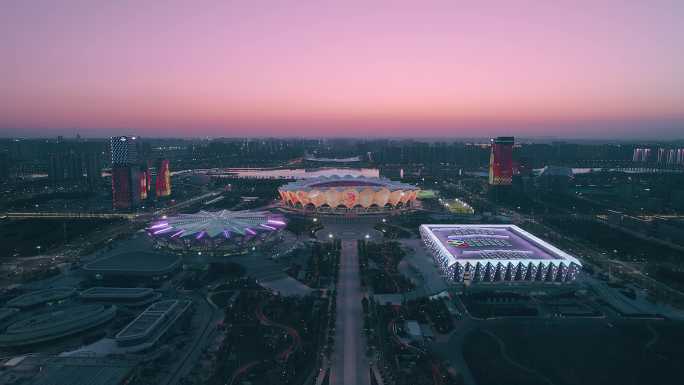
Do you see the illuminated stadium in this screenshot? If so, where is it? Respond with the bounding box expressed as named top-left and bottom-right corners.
top-left (148, 209), bottom-right (286, 255)
top-left (420, 224), bottom-right (582, 284)
top-left (279, 175), bottom-right (419, 214)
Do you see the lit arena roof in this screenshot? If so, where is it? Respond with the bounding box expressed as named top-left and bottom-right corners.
top-left (279, 175), bottom-right (417, 192)
top-left (420, 224), bottom-right (582, 283)
top-left (279, 175), bottom-right (419, 210)
top-left (148, 209), bottom-right (286, 239)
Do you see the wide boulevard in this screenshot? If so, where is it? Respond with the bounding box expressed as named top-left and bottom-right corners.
top-left (330, 239), bottom-right (370, 385)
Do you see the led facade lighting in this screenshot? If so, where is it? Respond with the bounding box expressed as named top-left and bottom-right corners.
top-left (148, 210), bottom-right (285, 239)
top-left (420, 224), bottom-right (582, 284)
top-left (279, 175), bottom-right (419, 211)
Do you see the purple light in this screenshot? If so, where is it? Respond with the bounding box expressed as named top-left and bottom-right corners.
top-left (267, 219), bottom-right (286, 226)
top-left (153, 226), bottom-right (174, 235)
top-left (149, 222), bottom-right (169, 229)
top-left (223, 230), bottom-right (231, 238)
top-left (196, 231), bottom-right (205, 240)
top-left (171, 230), bottom-right (185, 238)
top-left (245, 228), bottom-right (256, 235)
top-left (260, 224), bottom-right (277, 231)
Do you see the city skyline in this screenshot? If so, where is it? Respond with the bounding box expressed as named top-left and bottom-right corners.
top-left (1, 3), bottom-right (683, 384)
top-left (1, 0), bottom-right (683, 139)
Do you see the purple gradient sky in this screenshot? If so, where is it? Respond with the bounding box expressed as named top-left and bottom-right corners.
top-left (1, 0), bottom-right (683, 139)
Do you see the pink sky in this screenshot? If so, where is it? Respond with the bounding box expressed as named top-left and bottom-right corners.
top-left (1, 0), bottom-right (683, 138)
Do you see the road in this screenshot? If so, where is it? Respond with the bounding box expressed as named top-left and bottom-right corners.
top-left (1, 189), bottom-right (223, 222)
top-left (330, 240), bottom-right (370, 385)
top-left (2, 211), bottom-right (138, 219)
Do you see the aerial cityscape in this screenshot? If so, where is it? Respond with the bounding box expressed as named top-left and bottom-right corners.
top-left (1, 1), bottom-right (683, 385)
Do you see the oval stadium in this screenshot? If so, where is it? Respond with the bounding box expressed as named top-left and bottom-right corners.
top-left (278, 175), bottom-right (419, 214)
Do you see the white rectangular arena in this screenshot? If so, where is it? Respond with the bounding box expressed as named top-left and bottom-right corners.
top-left (420, 224), bottom-right (582, 284)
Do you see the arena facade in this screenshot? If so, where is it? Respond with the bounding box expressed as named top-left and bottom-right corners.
top-left (147, 209), bottom-right (286, 255)
top-left (279, 175), bottom-right (419, 214)
top-left (420, 224), bottom-right (582, 284)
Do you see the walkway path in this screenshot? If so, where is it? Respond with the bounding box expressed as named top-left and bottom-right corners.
top-left (330, 240), bottom-right (370, 385)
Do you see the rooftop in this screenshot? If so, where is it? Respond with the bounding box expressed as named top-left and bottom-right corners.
top-left (27, 357), bottom-right (133, 385)
top-left (6, 287), bottom-right (76, 308)
top-left (115, 299), bottom-right (191, 345)
top-left (0, 308), bottom-right (19, 322)
top-left (80, 287), bottom-right (155, 300)
top-left (420, 224), bottom-right (581, 267)
top-left (279, 175), bottom-right (418, 192)
top-left (148, 209), bottom-right (285, 238)
top-left (0, 305), bottom-right (117, 347)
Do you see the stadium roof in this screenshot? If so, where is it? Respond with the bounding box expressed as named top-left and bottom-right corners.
top-left (148, 209), bottom-right (285, 239)
top-left (420, 224), bottom-right (581, 268)
top-left (280, 175), bottom-right (418, 192)
top-left (80, 287), bottom-right (155, 300)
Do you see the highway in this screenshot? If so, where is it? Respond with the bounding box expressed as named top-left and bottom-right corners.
top-left (330, 240), bottom-right (370, 385)
top-left (2, 211), bottom-right (138, 220)
top-left (1, 189), bottom-right (223, 222)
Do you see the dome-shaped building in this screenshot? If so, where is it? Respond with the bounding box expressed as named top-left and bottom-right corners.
top-left (148, 210), bottom-right (286, 255)
top-left (278, 175), bottom-right (419, 214)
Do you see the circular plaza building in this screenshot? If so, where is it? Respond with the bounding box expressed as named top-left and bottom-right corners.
top-left (147, 209), bottom-right (287, 256)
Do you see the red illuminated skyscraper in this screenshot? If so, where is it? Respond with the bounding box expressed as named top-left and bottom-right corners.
top-left (138, 165), bottom-right (148, 200)
top-left (488, 136), bottom-right (514, 186)
top-left (155, 159), bottom-right (171, 197)
top-left (111, 165), bottom-right (133, 209)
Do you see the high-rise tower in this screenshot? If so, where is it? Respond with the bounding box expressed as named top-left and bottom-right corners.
top-left (155, 159), bottom-right (171, 197)
top-left (488, 136), bottom-right (514, 186)
top-left (110, 136), bottom-right (142, 209)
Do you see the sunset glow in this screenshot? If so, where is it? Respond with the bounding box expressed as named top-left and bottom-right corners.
top-left (1, 0), bottom-right (683, 138)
